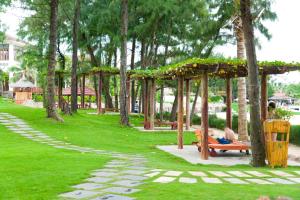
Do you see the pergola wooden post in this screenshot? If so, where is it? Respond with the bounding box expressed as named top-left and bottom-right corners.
top-left (126, 75), bottom-right (131, 114)
top-left (178, 76), bottom-right (184, 149)
top-left (143, 79), bottom-right (149, 129)
top-left (226, 77), bottom-right (232, 129)
top-left (261, 73), bottom-right (268, 121)
top-left (97, 72), bottom-right (103, 114)
top-left (185, 79), bottom-right (191, 130)
top-left (201, 72), bottom-right (209, 160)
top-left (149, 78), bottom-right (156, 130)
top-left (81, 74), bottom-right (86, 109)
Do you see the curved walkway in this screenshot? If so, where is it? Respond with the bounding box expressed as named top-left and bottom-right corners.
top-left (1, 112), bottom-right (300, 199)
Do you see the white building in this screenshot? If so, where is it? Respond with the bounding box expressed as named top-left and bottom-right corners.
top-left (0, 34), bottom-right (26, 90)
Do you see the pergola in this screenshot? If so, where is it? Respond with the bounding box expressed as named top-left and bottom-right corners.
top-left (130, 58), bottom-right (300, 160)
top-left (157, 58), bottom-right (300, 160)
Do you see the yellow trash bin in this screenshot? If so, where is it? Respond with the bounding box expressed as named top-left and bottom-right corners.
top-left (263, 120), bottom-right (290, 168)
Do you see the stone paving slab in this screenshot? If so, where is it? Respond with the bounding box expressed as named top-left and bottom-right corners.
top-left (224, 178), bottom-right (249, 184)
top-left (287, 178), bottom-right (300, 183)
top-left (244, 171), bottom-right (270, 177)
top-left (73, 183), bottom-right (105, 190)
top-left (164, 171), bottom-right (182, 177)
top-left (153, 176), bottom-right (176, 183)
top-left (201, 177), bottom-right (222, 184)
top-left (92, 172), bottom-right (119, 177)
top-left (208, 171), bottom-right (231, 177)
top-left (245, 179), bottom-right (273, 184)
top-left (179, 177), bottom-right (197, 184)
top-left (87, 177), bottom-right (114, 183)
top-left (60, 190), bottom-right (101, 199)
top-left (227, 171), bottom-right (251, 177)
top-left (92, 194), bottom-right (135, 200)
top-left (144, 172), bottom-right (160, 178)
top-left (102, 187), bottom-right (140, 194)
top-left (294, 171), bottom-right (300, 175)
top-left (94, 169), bottom-right (119, 173)
top-left (118, 175), bottom-right (148, 181)
top-left (188, 171), bottom-right (207, 177)
top-left (126, 166), bottom-right (149, 170)
top-left (111, 180), bottom-right (143, 187)
top-left (267, 178), bottom-right (296, 184)
top-left (121, 170), bottom-right (146, 175)
top-left (269, 171), bottom-right (295, 177)
top-left (150, 169), bottom-right (164, 172)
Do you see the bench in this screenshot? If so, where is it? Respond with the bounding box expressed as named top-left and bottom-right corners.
top-left (141, 121), bottom-right (177, 130)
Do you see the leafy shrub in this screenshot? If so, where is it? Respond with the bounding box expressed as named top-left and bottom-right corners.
top-left (209, 95), bottom-right (223, 103)
top-left (32, 94), bottom-right (43, 102)
top-left (274, 108), bottom-right (293, 120)
top-left (209, 114), bottom-right (226, 130)
top-left (290, 125), bottom-right (300, 146)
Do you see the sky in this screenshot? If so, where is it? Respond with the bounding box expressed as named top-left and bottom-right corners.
top-left (1, 0), bottom-right (300, 84)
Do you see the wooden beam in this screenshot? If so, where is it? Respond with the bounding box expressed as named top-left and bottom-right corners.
top-left (185, 79), bottom-right (191, 130)
top-left (149, 78), bottom-right (155, 130)
top-left (97, 72), bottom-right (103, 114)
top-left (201, 72), bottom-right (209, 160)
top-left (226, 77), bottom-right (232, 129)
top-left (261, 73), bottom-right (268, 121)
top-left (178, 76), bottom-right (184, 149)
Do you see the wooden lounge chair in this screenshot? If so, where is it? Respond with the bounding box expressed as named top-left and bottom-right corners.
top-left (194, 129), bottom-right (250, 157)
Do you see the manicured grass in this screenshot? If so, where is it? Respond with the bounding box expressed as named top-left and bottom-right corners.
top-left (1, 98), bottom-right (300, 200)
top-left (0, 120), bottom-right (110, 199)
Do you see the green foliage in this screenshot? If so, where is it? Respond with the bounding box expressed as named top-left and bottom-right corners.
top-left (290, 125), bottom-right (300, 146)
top-left (209, 95), bottom-right (223, 103)
top-left (91, 67), bottom-right (120, 75)
top-left (274, 108), bottom-right (293, 120)
top-left (285, 84), bottom-right (300, 99)
top-left (32, 94), bottom-right (43, 102)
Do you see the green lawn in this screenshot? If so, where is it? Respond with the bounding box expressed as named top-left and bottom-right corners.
top-left (0, 98), bottom-right (300, 200)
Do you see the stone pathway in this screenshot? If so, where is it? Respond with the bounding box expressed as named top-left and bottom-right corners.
top-left (1, 112), bottom-right (300, 199)
top-left (150, 170), bottom-right (300, 185)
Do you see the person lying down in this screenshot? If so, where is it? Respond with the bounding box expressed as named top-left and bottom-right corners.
top-left (216, 127), bottom-right (238, 144)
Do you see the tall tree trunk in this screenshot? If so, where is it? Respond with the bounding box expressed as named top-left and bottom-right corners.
top-left (81, 74), bottom-right (85, 108)
top-left (170, 90), bottom-right (178, 122)
top-left (103, 50), bottom-right (114, 108)
top-left (240, 0), bottom-right (265, 167)
top-left (140, 40), bottom-right (146, 113)
top-left (57, 37), bottom-right (65, 109)
top-left (235, 19), bottom-right (248, 141)
top-left (130, 36), bottom-right (136, 112)
top-left (103, 77), bottom-right (113, 108)
top-left (113, 49), bottom-right (118, 109)
top-left (120, 0), bottom-right (129, 125)
top-left (46, 0), bottom-right (62, 121)
top-left (86, 44), bottom-right (99, 106)
top-left (71, 0), bottom-right (80, 113)
top-left (191, 82), bottom-right (201, 124)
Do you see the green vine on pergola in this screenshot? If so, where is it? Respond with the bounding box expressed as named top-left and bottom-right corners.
top-left (65, 58), bottom-right (300, 80)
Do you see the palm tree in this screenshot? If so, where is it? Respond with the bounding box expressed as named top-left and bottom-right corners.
top-left (240, 0), bottom-right (265, 167)
top-left (218, 0), bottom-right (276, 141)
top-left (71, 0), bottom-right (81, 113)
top-left (9, 64), bottom-right (36, 84)
top-left (47, 0), bottom-right (63, 122)
top-left (120, 0), bottom-right (129, 125)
